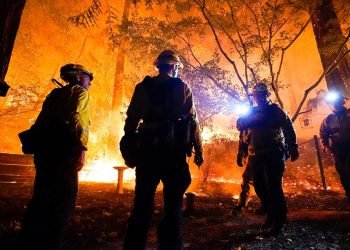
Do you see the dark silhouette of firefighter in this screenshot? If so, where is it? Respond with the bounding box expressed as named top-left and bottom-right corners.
top-left (19, 64), bottom-right (92, 249)
top-left (121, 50), bottom-right (203, 250)
top-left (233, 131), bottom-right (265, 215)
top-left (320, 91), bottom-right (350, 201)
top-left (236, 82), bottom-right (299, 235)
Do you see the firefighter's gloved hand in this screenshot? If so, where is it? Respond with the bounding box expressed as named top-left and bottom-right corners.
top-left (194, 152), bottom-right (204, 167)
top-left (237, 154), bottom-right (244, 167)
top-left (289, 144), bottom-right (299, 162)
top-left (323, 146), bottom-right (332, 155)
top-left (76, 150), bottom-right (86, 171)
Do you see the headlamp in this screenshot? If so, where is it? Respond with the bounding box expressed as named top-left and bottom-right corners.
top-left (325, 91), bottom-right (340, 103)
top-left (235, 103), bottom-right (250, 116)
top-left (324, 91), bottom-right (347, 105)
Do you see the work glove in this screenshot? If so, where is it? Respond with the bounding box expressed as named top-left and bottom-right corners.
top-left (194, 152), bottom-right (204, 167)
top-left (236, 154), bottom-right (244, 167)
top-left (289, 144), bottom-right (299, 162)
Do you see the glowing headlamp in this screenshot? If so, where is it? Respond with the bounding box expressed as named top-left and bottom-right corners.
top-left (325, 91), bottom-right (340, 103)
top-left (324, 91), bottom-right (347, 105)
top-left (234, 103), bottom-right (251, 116)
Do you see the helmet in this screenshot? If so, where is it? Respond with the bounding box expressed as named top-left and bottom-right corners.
top-left (120, 133), bottom-right (141, 168)
top-left (153, 50), bottom-right (183, 68)
top-left (60, 64), bottom-right (93, 83)
top-left (252, 82), bottom-right (270, 96)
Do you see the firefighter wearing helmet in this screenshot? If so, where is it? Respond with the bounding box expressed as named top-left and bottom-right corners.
top-left (320, 91), bottom-right (350, 201)
top-left (236, 82), bottom-right (299, 236)
top-left (20, 64), bottom-right (93, 249)
top-left (122, 50), bottom-right (203, 249)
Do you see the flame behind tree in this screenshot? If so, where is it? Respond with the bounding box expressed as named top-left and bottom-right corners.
top-left (108, 0), bottom-right (131, 159)
top-left (114, 0), bottom-right (350, 124)
top-left (64, 0), bottom-right (350, 137)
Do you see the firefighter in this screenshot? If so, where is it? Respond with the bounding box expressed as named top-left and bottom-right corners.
top-left (320, 91), bottom-right (350, 201)
top-left (122, 50), bottom-right (203, 250)
top-left (236, 82), bottom-right (299, 235)
top-left (233, 132), bottom-right (265, 215)
top-left (20, 64), bottom-right (92, 249)
top-left (233, 122), bottom-right (266, 214)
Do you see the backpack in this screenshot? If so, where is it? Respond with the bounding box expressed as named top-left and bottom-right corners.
top-left (19, 86), bottom-right (75, 154)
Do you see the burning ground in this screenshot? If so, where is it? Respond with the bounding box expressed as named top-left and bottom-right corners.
top-left (1, 140), bottom-right (350, 249)
top-left (1, 182), bottom-right (350, 250)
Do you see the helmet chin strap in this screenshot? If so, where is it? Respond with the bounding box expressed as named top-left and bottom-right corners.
top-left (171, 64), bottom-right (179, 78)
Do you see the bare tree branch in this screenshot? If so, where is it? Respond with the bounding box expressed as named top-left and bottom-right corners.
top-left (164, 9), bottom-right (241, 102)
top-left (291, 30), bottom-right (350, 121)
top-left (274, 16), bottom-right (312, 94)
top-left (193, 0), bottom-right (248, 98)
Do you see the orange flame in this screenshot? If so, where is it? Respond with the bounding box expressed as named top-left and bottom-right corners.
top-left (79, 157), bottom-right (135, 183)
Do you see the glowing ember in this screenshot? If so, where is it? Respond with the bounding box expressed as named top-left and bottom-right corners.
top-left (232, 194), bottom-right (240, 200)
top-left (208, 177), bottom-right (241, 185)
top-left (79, 158), bottom-right (135, 183)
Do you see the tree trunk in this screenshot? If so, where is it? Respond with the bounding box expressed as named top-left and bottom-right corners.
top-left (311, 0), bottom-right (350, 95)
top-left (0, 0), bottom-right (26, 81)
top-left (108, 0), bottom-right (131, 157)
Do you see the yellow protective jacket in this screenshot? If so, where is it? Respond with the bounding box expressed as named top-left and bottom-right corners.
top-left (124, 76), bottom-right (203, 153)
top-left (33, 84), bottom-right (90, 151)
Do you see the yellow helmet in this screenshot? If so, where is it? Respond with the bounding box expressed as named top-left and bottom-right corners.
top-left (153, 50), bottom-right (183, 68)
top-left (60, 64), bottom-right (93, 83)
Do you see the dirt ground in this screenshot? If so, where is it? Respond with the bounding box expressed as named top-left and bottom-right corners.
top-left (1, 181), bottom-right (350, 250)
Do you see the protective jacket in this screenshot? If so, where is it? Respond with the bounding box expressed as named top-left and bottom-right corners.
top-left (124, 76), bottom-right (202, 153)
top-left (236, 103), bottom-right (296, 155)
top-left (33, 84), bottom-right (90, 152)
top-left (320, 107), bottom-right (350, 151)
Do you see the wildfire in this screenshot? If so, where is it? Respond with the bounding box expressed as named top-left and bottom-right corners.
top-left (79, 157), bottom-right (135, 183)
top-left (208, 177), bottom-right (241, 185)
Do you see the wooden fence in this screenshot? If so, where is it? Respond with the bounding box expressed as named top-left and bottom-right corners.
top-left (0, 153), bottom-right (34, 183)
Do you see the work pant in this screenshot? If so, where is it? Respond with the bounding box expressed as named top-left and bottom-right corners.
top-left (20, 154), bottom-right (78, 250)
top-left (238, 159), bottom-right (266, 211)
top-left (238, 161), bottom-right (253, 208)
top-left (123, 151), bottom-right (191, 250)
top-left (333, 150), bottom-right (350, 199)
top-left (250, 150), bottom-right (287, 227)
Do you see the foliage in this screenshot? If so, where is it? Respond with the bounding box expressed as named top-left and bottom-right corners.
top-left (67, 0), bottom-right (103, 28)
top-left (104, 1), bottom-right (119, 50)
top-left (105, 0), bottom-right (334, 124)
top-left (200, 136), bottom-right (236, 183)
top-left (0, 85), bottom-right (40, 117)
top-left (68, 0), bottom-right (350, 125)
